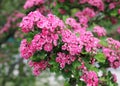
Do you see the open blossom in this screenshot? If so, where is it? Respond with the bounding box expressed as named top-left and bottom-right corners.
top-left (112, 74), bottom-right (117, 83)
top-left (80, 31), bottom-right (100, 52)
top-left (20, 39), bottom-right (35, 59)
top-left (56, 52), bottom-right (76, 69)
top-left (61, 29), bottom-right (83, 55)
top-left (107, 38), bottom-right (120, 49)
top-left (28, 60), bottom-right (48, 76)
top-left (19, 16), bottom-right (34, 33)
top-left (44, 43), bottom-right (53, 52)
top-left (81, 71), bottom-right (98, 86)
top-left (75, 8), bottom-right (96, 28)
top-left (82, 8), bottom-right (96, 18)
top-left (109, 2), bottom-right (116, 9)
top-left (20, 10), bottom-right (65, 33)
top-left (103, 38), bottom-right (120, 68)
top-left (93, 26), bottom-right (106, 37)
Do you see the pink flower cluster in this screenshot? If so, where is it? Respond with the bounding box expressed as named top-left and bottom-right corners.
top-left (93, 26), bottom-right (106, 37)
top-left (62, 17), bottom-right (100, 55)
top-left (31, 30), bottom-right (58, 52)
top-left (20, 11), bottom-right (65, 59)
top-left (80, 31), bottom-right (100, 53)
top-left (103, 38), bottom-right (120, 68)
top-left (61, 29), bottom-right (83, 55)
top-left (28, 60), bottom-right (48, 76)
top-left (109, 2), bottom-right (116, 9)
top-left (56, 52), bottom-right (76, 69)
top-left (20, 11), bottom-right (64, 33)
top-left (20, 39), bottom-right (35, 59)
top-left (81, 71), bottom-right (98, 86)
top-left (75, 8), bottom-right (96, 27)
top-left (23, 0), bottom-right (45, 9)
top-left (79, 0), bottom-right (104, 11)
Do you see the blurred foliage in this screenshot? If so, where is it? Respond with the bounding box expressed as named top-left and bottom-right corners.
top-left (0, 0), bottom-right (36, 86)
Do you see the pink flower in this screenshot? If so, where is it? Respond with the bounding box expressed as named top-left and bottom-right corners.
top-left (33, 68), bottom-right (40, 76)
top-left (118, 9), bottom-right (120, 15)
top-left (93, 26), bottom-right (106, 37)
top-left (81, 71), bottom-right (98, 86)
top-left (29, 60), bottom-right (48, 76)
top-left (44, 43), bottom-right (53, 52)
top-left (117, 26), bottom-right (120, 34)
top-left (56, 52), bottom-right (76, 69)
top-left (112, 74), bottom-right (117, 83)
top-left (19, 16), bottom-right (34, 33)
top-left (20, 39), bottom-right (35, 59)
top-left (109, 3), bottom-right (116, 9)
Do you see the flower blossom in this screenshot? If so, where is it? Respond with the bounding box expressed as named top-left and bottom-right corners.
top-left (81, 71), bottom-right (98, 86)
top-left (56, 52), bottom-right (76, 69)
top-left (93, 26), bottom-right (106, 37)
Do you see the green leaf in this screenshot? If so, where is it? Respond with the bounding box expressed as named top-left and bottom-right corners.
top-left (30, 51), bottom-right (47, 62)
top-left (89, 65), bottom-right (99, 72)
top-left (94, 53), bottom-right (106, 63)
top-left (62, 15), bottom-right (69, 22)
top-left (75, 32), bottom-right (80, 37)
top-left (99, 37), bottom-right (108, 47)
top-left (72, 61), bottom-right (81, 69)
top-left (64, 81), bottom-right (70, 86)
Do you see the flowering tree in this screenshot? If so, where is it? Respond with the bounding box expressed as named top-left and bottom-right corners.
top-left (19, 0), bottom-right (120, 86)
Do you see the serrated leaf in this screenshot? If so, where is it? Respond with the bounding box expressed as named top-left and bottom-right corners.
top-left (89, 65), bottom-right (99, 72)
top-left (94, 53), bottom-right (106, 63)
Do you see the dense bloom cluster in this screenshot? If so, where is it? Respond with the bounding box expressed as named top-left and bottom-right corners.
top-left (19, 0), bottom-right (120, 85)
top-left (75, 7), bottom-right (96, 28)
top-left (20, 11), bottom-right (65, 59)
top-left (56, 52), bottom-right (76, 69)
top-left (61, 29), bottom-right (83, 55)
top-left (20, 39), bottom-right (35, 59)
top-left (80, 31), bottom-right (100, 53)
top-left (28, 60), bottom-right (48, 76)
top-left (81, 71), bottom-right (98, 86)
top-left (24, 0), bottom-right (45, 9)
top-left (103, 38), bottom-right (120, 68)
top-left (20, 11), bottom-right (64, 33)
top-left (79, 0), bottom-right (104, 11)
top-left (93, 26), bottom-right (106, 37)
